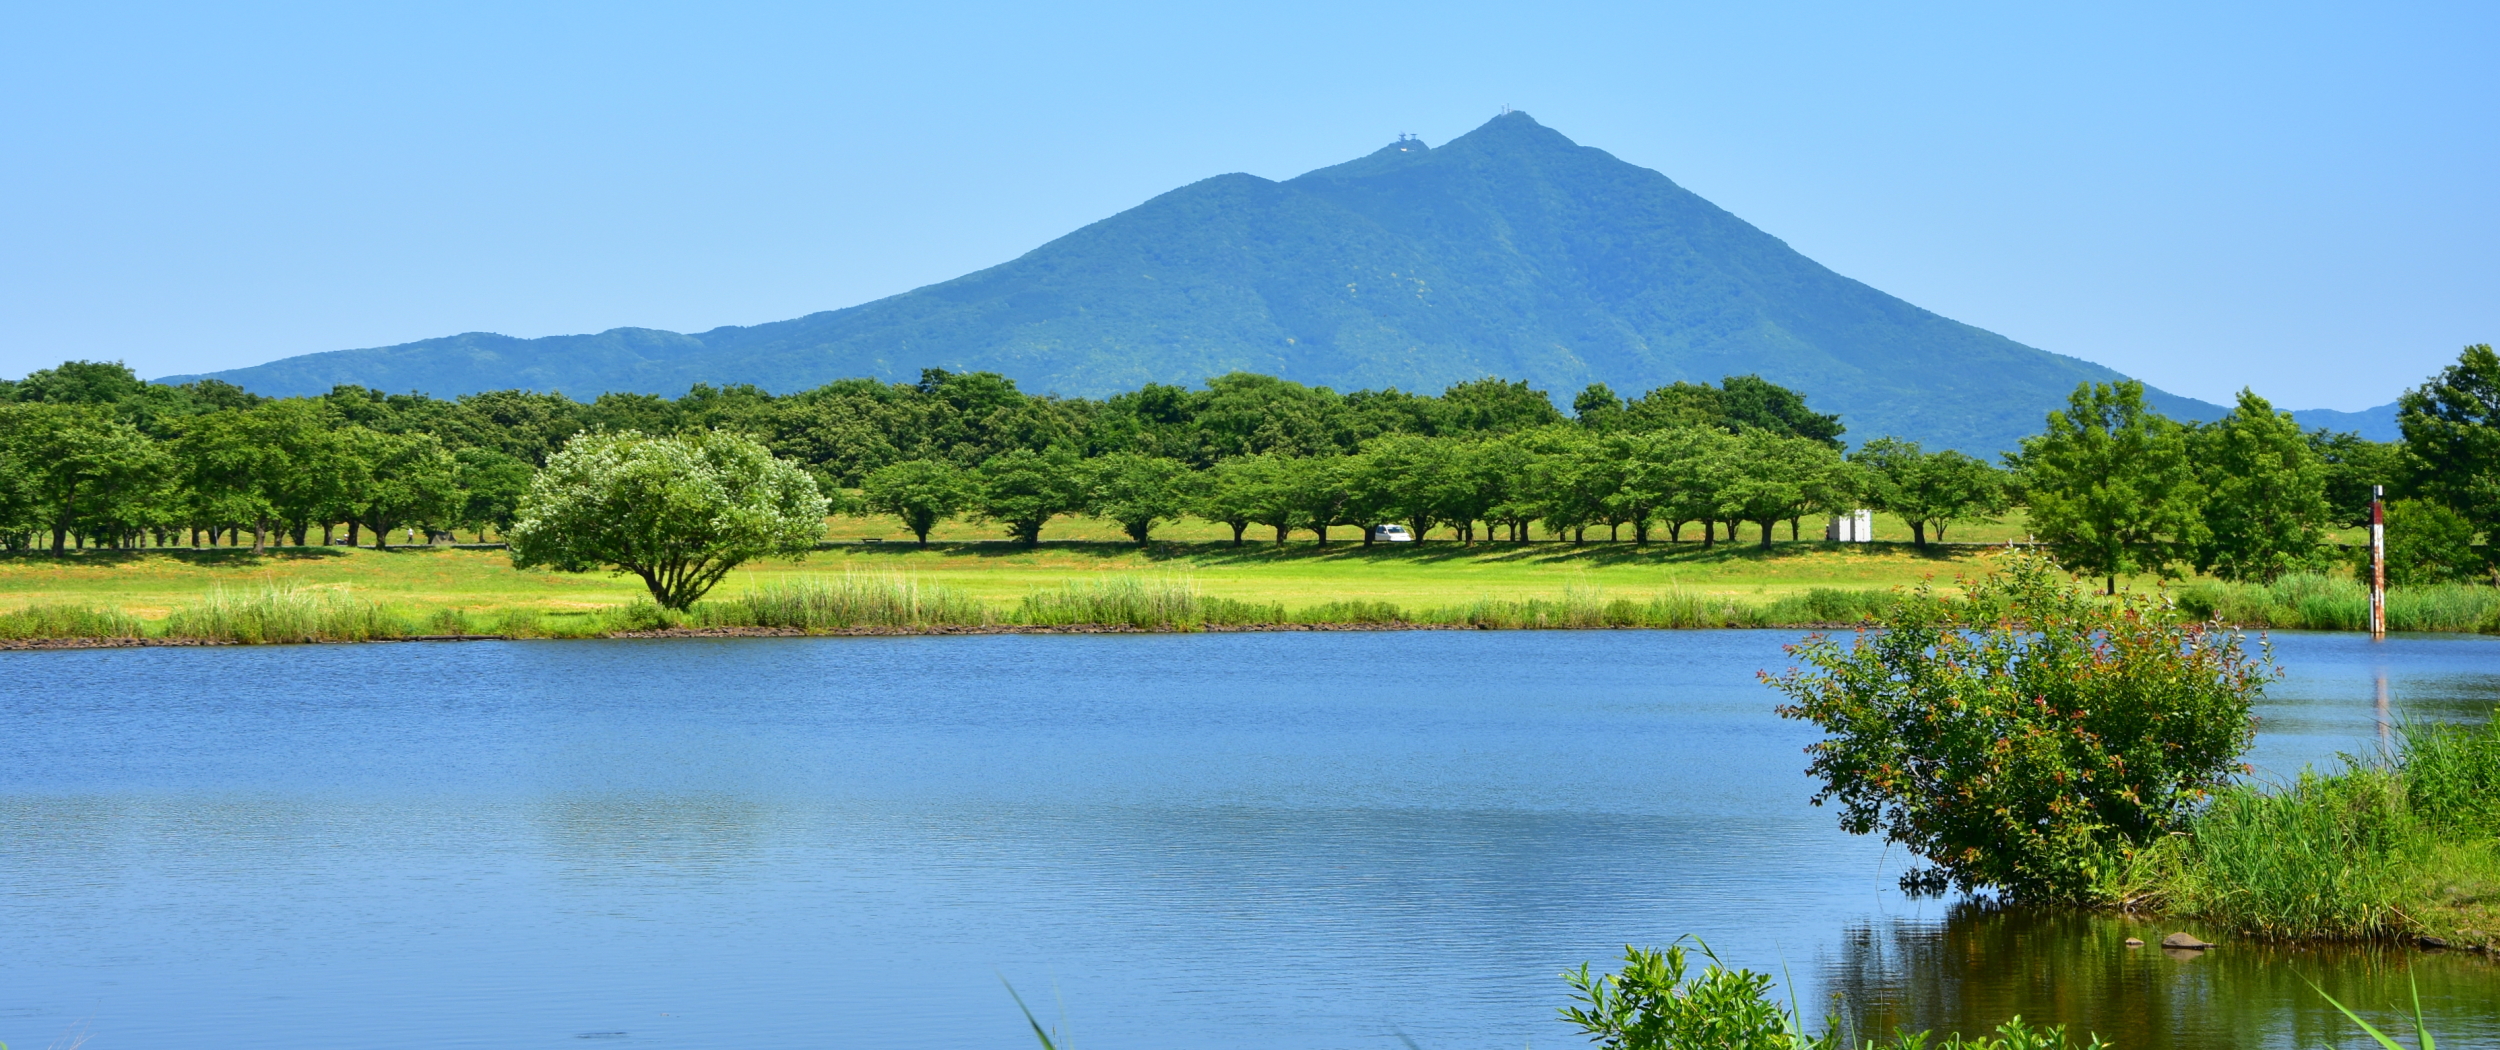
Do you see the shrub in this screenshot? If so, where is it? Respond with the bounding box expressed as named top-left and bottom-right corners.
top-left (1561, 941), bottom-right (1834, 1050)
top-left (1768, 552), bottom-right (2267, 901)
top-left (1558, 942), bottom-right (2104, 1050)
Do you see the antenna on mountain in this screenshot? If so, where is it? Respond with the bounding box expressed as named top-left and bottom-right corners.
top-left (1499, 104), bottom-right (1512, 115)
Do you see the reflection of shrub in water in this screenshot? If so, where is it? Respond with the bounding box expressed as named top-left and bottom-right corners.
top-left (1559, 939), bottom-right (2105, 1050)
top-left (1823, 906), bottom-right (2496, 1050)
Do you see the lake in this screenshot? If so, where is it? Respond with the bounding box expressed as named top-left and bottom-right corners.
top-left (2, 630), bottom-right (2494, 1049)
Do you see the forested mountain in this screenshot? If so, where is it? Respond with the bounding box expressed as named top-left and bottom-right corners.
top-left (165, 112), bottom-right (2344, 451)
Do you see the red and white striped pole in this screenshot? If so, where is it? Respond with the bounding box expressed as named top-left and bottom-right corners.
top-left (2369, 485), bottom-right (2386, 640)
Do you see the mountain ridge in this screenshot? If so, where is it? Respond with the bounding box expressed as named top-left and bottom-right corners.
top-left (156, 112), bottom-right (2398, 448)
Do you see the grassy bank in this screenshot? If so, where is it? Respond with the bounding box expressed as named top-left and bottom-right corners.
top-left (0, 527), bottom-right (2031, 642)
top-left (0, 572), bottom-right (1912, 644)
top-left (2123, 717), bottom-right (2500, 949)
top-left (2176, 573), bottom-right (2500, 633)
top-left (2, 527), bottom-right (2489, 643)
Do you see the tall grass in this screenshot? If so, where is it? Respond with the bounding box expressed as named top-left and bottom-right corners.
top-left (1015, 574), bottom-right (1216, 629)
top-left (698, 573), bottom-right (992, 629)
top-left (1440, 586), bottom-right (1891, 629)
top-left (2174, 573), bottom-right (2500, 632)
top-left (0, 603), bottom-right (145, 639)
top-left (163, 583), bottom-right (406, 643)
top-left (2162, 715), bottom-right (2500, 941)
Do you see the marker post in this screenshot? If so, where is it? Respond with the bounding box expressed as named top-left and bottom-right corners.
top-left (2369, 485), bottom-right (2386, 640)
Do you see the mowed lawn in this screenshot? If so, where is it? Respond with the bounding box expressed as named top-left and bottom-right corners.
top-left (0, 510), bottom-right (2200, 623)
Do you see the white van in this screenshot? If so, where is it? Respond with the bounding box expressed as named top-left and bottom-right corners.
top-left (1371, 524), bottom-right (1415, 543)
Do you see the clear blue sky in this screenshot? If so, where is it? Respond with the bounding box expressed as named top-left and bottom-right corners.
top-left (4, 1), bottom-right (2492, 410)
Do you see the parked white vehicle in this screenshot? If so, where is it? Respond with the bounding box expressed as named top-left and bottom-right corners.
top-left (1371, 524), bottom-right (1415, 542)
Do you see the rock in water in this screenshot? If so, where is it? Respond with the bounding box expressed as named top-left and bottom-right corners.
top-left (2123, 937), bottom-right (2145, 947)
top-left (2161, 932), bottom-right (2214, 949)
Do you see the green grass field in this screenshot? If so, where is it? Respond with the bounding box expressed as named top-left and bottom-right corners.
top-left (0, 508), bottom-right (2401, 635)
top-left (1, 511), bottom-right (2061, 623)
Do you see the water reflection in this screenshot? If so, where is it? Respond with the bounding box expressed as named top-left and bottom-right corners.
top-left (1824, 906), bottom-right (2498, 1050)
top-left (0, 630), bottom-right (2493, 1050)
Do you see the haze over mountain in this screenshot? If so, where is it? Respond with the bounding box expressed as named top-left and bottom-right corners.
top-left (159, 113), bottom-right (2395, 450)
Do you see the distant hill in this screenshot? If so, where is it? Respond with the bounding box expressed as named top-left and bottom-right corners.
top-left (165, 112), bottom-right (2391, 452)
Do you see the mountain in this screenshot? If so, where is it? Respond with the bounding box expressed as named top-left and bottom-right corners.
top-left (167, 112), bottom-right (2309, 453)
top-left (2288, 403), bottom-right (2401, 443)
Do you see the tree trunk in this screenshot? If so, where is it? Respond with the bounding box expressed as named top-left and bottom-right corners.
top-left (1701, 518), bottom-right (1714, 550)
top-left (1573, 526), bottom-right (1585, 545)
top-left (1274, 524), bottom-right (1288, 544)
top-left (347, 521), bottom-right (361, 547)
top-left (1361, 525), bottom-right (1374, 547)
top-left (1910, 521), bottom-right (1927, 550)
top-left (253, 515), bottom-right (268, 554)
top-left (1230, 522), bottom-right (1247, 546)
top-left (1314, 524), bottom-right (1328, 546)
top-left (1789, 517), bottom-right (1800, 541)
top-left (1759, 521), bottom-right (1775, 550)
top-left (2107, 575), bottom-right (2117, 596)
top-left (1632, 518), bottom-right (1649, 544)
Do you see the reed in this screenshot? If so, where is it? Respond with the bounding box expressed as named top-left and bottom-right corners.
top-left (2160, 716), bottom-right (2500, 942)
top-left (163, 583), bottom-right (406, 643)
top-left (0, 603), bottom-right (145, 639)
top-left (1016, 574), bottom-right (1206, 629)
top-left (2167, 767), bottom-right (2422, 939)
top-left (2173, 573), bottom-right (2500, 632)
top-left (700, 573), bottom-right (991, 629)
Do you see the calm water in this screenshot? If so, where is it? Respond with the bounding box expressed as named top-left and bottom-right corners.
top-left (1, 630), bottom-right (2493, 1049)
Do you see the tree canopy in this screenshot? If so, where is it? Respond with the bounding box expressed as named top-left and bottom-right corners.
top-left (507, 430), bottom-right (828, 610)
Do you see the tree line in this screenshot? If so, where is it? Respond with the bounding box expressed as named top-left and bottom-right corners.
top-left (2, 346), bottom-right (2494, 595)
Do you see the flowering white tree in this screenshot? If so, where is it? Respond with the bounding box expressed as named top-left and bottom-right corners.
top-left (507, 429), bottom-right (827, 610)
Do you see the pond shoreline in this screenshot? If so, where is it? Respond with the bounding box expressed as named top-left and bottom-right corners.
top-left (0, 620), bottom-right (1887, 650)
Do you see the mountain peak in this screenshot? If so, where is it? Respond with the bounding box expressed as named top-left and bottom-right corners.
top-left (159, 112), bottom-right (2219, 454)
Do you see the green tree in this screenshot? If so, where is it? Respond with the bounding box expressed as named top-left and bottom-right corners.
top-left (2191, 390), bottom-right (2332, 582)
top-left (4, 403), bottom-right (165, 554)
top-left (1770, 554), bottom-right (2266, 901)
top-left (2377, 498), bottom-right (2480, 585)
top-left (452, 447), bottom-right (535, 541)
top-left (1570, 382), bottom-right (1627, 433)
top-left (1351, 434), bottom-right (1457, 542)
top-left (1198, 457), bottom-right (1270, 546)
top-left (1718, 431), bottom-right (1848, 550)
top-left (1434, 378), bottom-right (1564, 435)
top-left (973, 447), bottom-right (1086, 546)
top-left (2397, 343), bottom-right (2500, 572)
top-left (862, 459), bottom-right (974, 545)
top-left (1083, 452), bottom-right (1198, 545)
top-left (507, 429), bottom-right (828, 609)
top-left (2309, 429), bottom-right (2412, 528)
top-left (1851, 438), bottom-right (2008, 550)
top-left (340, 428), bottom-right (462, 549)
top-left (2013, 381), bottom-right (2206, 593)
top-left (1287, 455), bottom-right (1357, 544)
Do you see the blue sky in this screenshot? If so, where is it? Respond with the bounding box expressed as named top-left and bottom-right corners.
top-left (3, 1), bottom-right (2492, 410)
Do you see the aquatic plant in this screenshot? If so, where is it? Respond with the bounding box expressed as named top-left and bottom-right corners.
top-left (1560, 940), bottom-right (2106, 1050)
top-left (706, 572), bottom-right (989, 629)
top-left (2158, 716), bottom-right (2500, 941)
top-left (163, 582), bottom-right (404, 643)
top-left (1016, 574), bottom-right (1206, 629)
top-left (0, 603), bottom-right (144, 639)
top-left (2172, 573), bottom-right (2500, 632)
